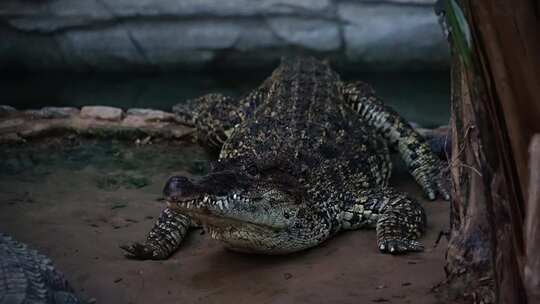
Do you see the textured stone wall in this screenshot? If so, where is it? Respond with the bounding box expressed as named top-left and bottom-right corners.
top-left (0, 0), bottom-right (449, 71)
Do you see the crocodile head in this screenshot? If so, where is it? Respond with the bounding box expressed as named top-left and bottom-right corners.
top-left (164, 169), bottom-right (328, 254)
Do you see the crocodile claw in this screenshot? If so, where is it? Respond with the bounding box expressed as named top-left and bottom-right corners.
top-left (415, 158), bottom-right (451, 201)
top-left (428, 161), bottom-right (450, 201)
top-left (378, 238), bottom-right (424, 254)
top-left (120, 242), bottom-right (157, 260)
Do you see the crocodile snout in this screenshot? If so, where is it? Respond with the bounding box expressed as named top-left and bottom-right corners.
top-left (163, 176), bottom-right (198, 200)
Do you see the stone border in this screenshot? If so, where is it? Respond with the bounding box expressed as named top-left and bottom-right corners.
top-left (0, 105), bottom-right (194, 143)
top-left (0, 104), bottom-right (450, 157)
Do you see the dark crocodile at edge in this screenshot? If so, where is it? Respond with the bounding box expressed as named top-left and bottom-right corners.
top-left (0, 233), bottom-right (82, 304)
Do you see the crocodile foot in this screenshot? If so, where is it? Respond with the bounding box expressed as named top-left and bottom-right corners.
top-left (378, 237), bottom-right (424, 254)
top-left (414, 158), bottom-right (451, 201)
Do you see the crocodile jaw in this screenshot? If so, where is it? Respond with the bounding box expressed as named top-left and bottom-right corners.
top-left (167, 194), bottom-right (286, 231)
top-left (162, 172), bottom-right (331, 254)
top-left (167, 195), bottom-right (321, 254)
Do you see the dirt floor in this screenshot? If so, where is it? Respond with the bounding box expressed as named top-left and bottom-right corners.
top-left (0, 139), bottom-right (450, 304)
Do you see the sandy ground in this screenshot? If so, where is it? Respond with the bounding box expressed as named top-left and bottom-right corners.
top-left (0, 141), bottom-right (449, 304)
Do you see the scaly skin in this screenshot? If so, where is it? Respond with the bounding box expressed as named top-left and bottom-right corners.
top-left (122, 57), bottom-right (449, 258)
top-left (0, 233), bottom-right (81, 304)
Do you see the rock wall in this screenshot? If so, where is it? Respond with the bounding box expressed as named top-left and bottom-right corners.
top-left (0, 0), bottom-right (449, 71)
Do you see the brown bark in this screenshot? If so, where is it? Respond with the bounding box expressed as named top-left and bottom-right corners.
top-left (445, 0), bottom-right (540, 303)
top-left (444, 41), bottom-right (495, 304)
top-left (525, 135), bottom-right (540, 302)
top-left (461, 1), bottom-right (540, 303)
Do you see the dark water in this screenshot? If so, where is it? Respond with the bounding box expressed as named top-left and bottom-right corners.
top-left (2, 70), bottom-right (449, 127)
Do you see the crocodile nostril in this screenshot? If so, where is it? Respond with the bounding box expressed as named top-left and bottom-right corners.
top-left (163, 176), bottom-right (195, 198)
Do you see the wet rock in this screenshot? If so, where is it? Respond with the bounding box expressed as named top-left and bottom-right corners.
top-left (171, 128), bottom-right (195, 139)
top-left (0, 105), bottom-right (16, 117)
top-left (338, 2), bottom-right (449, 69)
top-left (0, 133), bottom-right (24, 143)
top-left (266, 17), bottom-right (340, 51)
top-left (81, 106), bottom-right (123, 121)
top-left (0, 104), bottom-right (194, 141)
top-left (24, 107), bottom-right (79, 119)
top-left (121, 115), bottom-right (146, 128)
top-left (126, 108), bottom-right (174, 122)
top-left (0, 0), bottom-right (448, 71)
top-left (0, 118), bottom-right (25, 132)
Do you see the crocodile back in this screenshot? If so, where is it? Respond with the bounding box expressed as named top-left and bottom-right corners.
top-left (0, 233), bottom-right (81, 304)
top-left (218, 58), bottom-right (391, 219)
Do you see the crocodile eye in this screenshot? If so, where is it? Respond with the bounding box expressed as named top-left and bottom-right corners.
top-left (283, 211), bottom-right (290, 219)
top-left (246, 164), bottom-right (258, 176)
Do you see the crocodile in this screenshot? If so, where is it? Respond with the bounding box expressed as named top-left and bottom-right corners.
top-left (0, 233), bottom-right (81, 303)
top-left (121, 57), bottom-right (449, 259)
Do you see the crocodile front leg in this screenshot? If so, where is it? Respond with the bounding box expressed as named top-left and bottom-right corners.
top-left (342, 81), bottom-right (450, 200)
top-left (172, 82), bottom-right (269, 149)
top-left (342, 188), bottom-right (426, 254)
top-left (173, 93), bottom-right (242, 149)
top-left (121, 208), bottom-right (192, 260)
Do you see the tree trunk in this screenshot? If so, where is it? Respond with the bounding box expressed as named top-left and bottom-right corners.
top-left (442, 0), bottom-right (540, 303)
top-left (525, 135), bottom-right (540, 303)
top-left (444, 37), bottom-right (495, 304)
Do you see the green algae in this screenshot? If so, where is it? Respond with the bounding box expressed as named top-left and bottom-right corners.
top-left (0, 139), bottom-right (211, 194)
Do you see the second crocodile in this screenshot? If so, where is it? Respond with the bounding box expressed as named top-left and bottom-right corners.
top-left (0, 233), bottom-right (82, 303)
